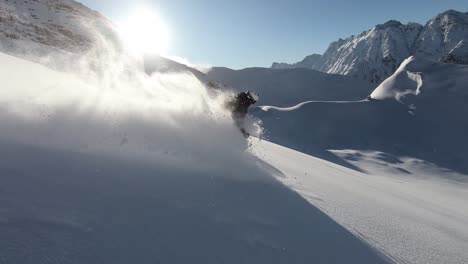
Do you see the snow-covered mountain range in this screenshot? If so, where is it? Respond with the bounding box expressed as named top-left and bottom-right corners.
top-left (272, 10), bottom-right (468, 83)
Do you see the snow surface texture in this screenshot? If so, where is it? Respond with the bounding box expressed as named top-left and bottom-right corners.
top-left (255, 94), bottom-right (468, 179)
top-left (4, 47), bottom-right (465, 264)
top-left (251, 140), bottom-right (468, 264)
top-left (0, 52), bottom-right (392, 263)
top-left (272, 10), bottom-right (468, 83)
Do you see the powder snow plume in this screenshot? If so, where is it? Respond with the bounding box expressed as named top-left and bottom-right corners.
top-left (0, 18), bottom-right (263, 178)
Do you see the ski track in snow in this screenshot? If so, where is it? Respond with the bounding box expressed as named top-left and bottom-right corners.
top-left (259, 99), bottom-right (368, 112)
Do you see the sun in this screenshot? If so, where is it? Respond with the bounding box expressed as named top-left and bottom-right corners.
top-left (120, 8), bottom-right (170, 56)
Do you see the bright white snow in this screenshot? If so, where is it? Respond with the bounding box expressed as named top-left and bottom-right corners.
top-left (251, 140), bottom-right (468, 264)
top-left (1, 2), bottom-right (467, 264)
top-left (371, 55), bottom-right (468, 100)
top-left (0, 52), bottom-right (390, 263)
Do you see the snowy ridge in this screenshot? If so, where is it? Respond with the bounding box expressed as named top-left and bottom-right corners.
top-left (207, 67), bottom-right (374, 106)
top-left (272, 10), bottom-right (468, 83)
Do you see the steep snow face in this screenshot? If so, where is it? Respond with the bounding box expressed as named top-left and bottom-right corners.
top-left (272, 10), bottom-right (468, 84)
top-left (0, 0), bottom-right (120, 58)
top-left (415, 10), bottom-right (468, 63)
top-left (442, 40), bottom-right (468, 63)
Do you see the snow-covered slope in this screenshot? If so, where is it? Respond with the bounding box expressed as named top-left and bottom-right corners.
top-left (0, 139), bottom-right (396, 264)
top-left (2, 2), bottom-right (467, 263)
top-left (252, 140), bottom-right (468, 264)
top-left (272, 10), bottom-right (468, 84)
top-left (255, 98), bottom-right (468, 176)
top-left (259, 55), bottom-right (468, 175)
top-left (0, 50), bottom-right (394, 264)
top-left (1, 50), bottom-right (466, 264)
top-left (207, 67), bottom-right (374, 106)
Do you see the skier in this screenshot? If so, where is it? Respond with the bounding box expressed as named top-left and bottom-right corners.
top-left (226, 91), bottom-right (259, 137)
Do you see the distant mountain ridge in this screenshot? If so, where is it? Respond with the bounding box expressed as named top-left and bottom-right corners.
top-left (272, 10), bottom-right (468, 83)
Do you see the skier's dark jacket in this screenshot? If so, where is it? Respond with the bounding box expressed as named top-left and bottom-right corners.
top-left (228, 92), bottom-right (257, 119)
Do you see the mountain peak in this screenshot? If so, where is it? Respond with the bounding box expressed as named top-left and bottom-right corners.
top-left (271, 9), bottom-right (468, 84)
top-left (375, 20), bottom-right (403, 30)
top-left (428, 9), bottom-right (468, 26)
top-left (437, 9), bottom-right (467, 17)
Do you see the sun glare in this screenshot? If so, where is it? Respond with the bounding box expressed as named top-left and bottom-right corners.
top-left (120, 8), bottom-right (170, 56)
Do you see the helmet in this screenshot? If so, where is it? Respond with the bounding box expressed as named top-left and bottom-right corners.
top-left (247, 91), bottom-right (259, 103)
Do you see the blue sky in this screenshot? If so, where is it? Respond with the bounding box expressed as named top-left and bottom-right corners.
top-left (80, 0), bottom-right (468, 69)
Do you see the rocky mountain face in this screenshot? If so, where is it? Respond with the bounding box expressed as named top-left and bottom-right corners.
top-left (272, 10), bottom-right (468, 84)
top-left (0, 0), bottom-right (121, 59)
top-left (418, 10), bottom-right (468, 64)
